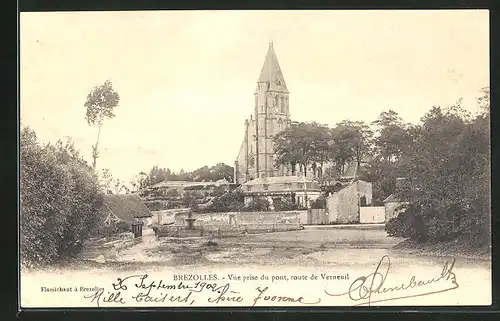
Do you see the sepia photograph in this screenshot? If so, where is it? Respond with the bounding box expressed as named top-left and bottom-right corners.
top-left (19, 10), bottom-right (491, 308)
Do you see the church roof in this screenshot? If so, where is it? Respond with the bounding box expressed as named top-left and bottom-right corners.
top-left (257, 42), bottom-right (288, 92)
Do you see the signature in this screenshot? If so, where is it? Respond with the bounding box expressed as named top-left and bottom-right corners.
top-left (325, 255), bottom-right (459, 306)
top-left (83, 289), bottom-right (125, 307)
top-left (252, 286), bottom-right (321, 306)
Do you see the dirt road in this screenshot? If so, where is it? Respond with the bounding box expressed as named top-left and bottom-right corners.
top-left (21, 225), bottom-right (492, 307)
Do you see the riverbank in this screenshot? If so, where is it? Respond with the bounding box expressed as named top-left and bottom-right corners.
top-left (392, 237), bottom-right (491, 260)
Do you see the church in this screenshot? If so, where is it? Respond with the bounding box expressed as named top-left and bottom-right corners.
top-left (234, 41), bottom-right (292, 183)
top-left (233, 42), bottom-right (323, 207)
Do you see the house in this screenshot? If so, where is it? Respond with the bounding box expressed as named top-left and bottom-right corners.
top-left (383, 194), bottom-right (408, 222)
top-left (102, 194), bottom-right (153, 227)
top-left (240, 175), bottom-right (322, 209)
top-left (139, 179), bottom-right (239, 210)
top-left (325, 179), bottom-right (373, 224)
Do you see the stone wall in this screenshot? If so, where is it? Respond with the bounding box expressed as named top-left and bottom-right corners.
top-left (154, 222), bottom-right (302, 237)
top-left (308, 209), bottom-right (328, 224)
top-left (359, 206), bottom-right (385, 224)
top-left (326, 183), bottom-right (360, 224)
top-left (152, 209), bottom-right (190, 225)
top-left (174, 210), bottom-right (307, 227)
top-left (384, 202), bottom-right (408, 222)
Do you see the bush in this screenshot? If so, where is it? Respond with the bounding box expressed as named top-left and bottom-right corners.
top-left (206, 190), bottom-right (245, 212)
top-left (311, 197), bottom-right (326, 209)
top-left (20, 127), bottom-right (104, 267)
top-left (385, 214), bottom-right (410, 238)
top-left (245, 197), bottom-right (270, 212)
top-left (273, 197), bottom-right (299, 211)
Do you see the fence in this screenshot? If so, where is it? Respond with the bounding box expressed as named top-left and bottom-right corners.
top-left (359, 206), bottom-right (385, 224)
top-left (131, 222), bottom-right (144, 238)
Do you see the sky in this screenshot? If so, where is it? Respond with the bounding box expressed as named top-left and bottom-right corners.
top-left (20, 10), bottom-right (489, 184)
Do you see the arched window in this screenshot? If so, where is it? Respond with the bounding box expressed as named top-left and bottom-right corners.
top-left (280, 97), bottom-right (285, 113)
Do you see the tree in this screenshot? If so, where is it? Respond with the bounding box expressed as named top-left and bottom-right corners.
top-left (371, 110), bottom-right (412, 162)
top-left (84, 80), bottom-right (120, 170)
top-left (98, 169), bottom-right (114, 194)
top-left (207, 190), bottom-right (245, 213)
top-left (143, 166), bottom-right (170, 186)
top-left (391, 93), bottom-right (490, 247)
top-left (97, 169), bottom-right (125, 194)
top-left (476, 86), bottom-right (490, 116)
top-left (330, 120), bottom-right (373, 176)
top-left (20, 126), bottom-right (103, 267)
top-left (211, 163), bottom-right (235, 182)
top-left (274, 127), bottom-right (301, 175)
top-left (141, 163), bottom-right (235, 185)
top-left (273, 121), bottom-right (330, 176)
top-left (182, 191), bottom-right (199, 210)
top-left (130, 172), bottom-right (148, 191)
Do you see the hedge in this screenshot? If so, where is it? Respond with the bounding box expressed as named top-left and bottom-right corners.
top-left (20, 127), bottom-right (104, 268)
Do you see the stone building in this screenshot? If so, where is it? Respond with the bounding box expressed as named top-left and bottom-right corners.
top-left (233, 42), bottom-right (366, 186)
top-left (234, 42), bottom-right (292, 184)
top-left (325, 179), bottom-right (373, 224)
top-left (240, 175), bottom-right (322, 209)
top-left (383, 194), bottom-right (408, 222)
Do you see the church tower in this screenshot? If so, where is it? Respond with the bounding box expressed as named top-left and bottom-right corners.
top-left (235, 42), bottom-right (291, 183)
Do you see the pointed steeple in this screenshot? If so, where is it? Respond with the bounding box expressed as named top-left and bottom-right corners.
top-left (257, 42), bottom-right (288, 92)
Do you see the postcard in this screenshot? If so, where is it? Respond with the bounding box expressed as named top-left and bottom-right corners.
top-left (19, 10), bottom-right (491, 308)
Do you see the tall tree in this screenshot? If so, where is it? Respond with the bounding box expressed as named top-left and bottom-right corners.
top-left (273, 121), bottom-right (329, 176)
top-left (330, 120), bottom-right (373, 176)
top-left (394, 94), bottom-right (490, 245)
top-left (274, 127), bottom-right (301, 175)
top-left (371, 110), bottom-right (412, 162)
top-left (308, 122), bottom-right (331, 178)
top-left (84, 80), bottom-right (120, 170)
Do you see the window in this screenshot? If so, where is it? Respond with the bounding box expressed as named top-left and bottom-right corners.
top-left (263, 184), bottom-right (269, 191)
top-left (298, 183), bottom-right (304, 189)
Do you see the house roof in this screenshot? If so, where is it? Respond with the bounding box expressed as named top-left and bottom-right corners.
top-left (148, 179), bottom-right (232, 190)
top-left (242, 175), bottom-right (317, 186)
top-left (102, 194), bottom-right (152, 222)
top-left (257, 42), bottom-right (288, 92)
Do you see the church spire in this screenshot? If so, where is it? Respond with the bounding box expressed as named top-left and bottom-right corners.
top-left (257, 42), bottom-right (288, 92)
